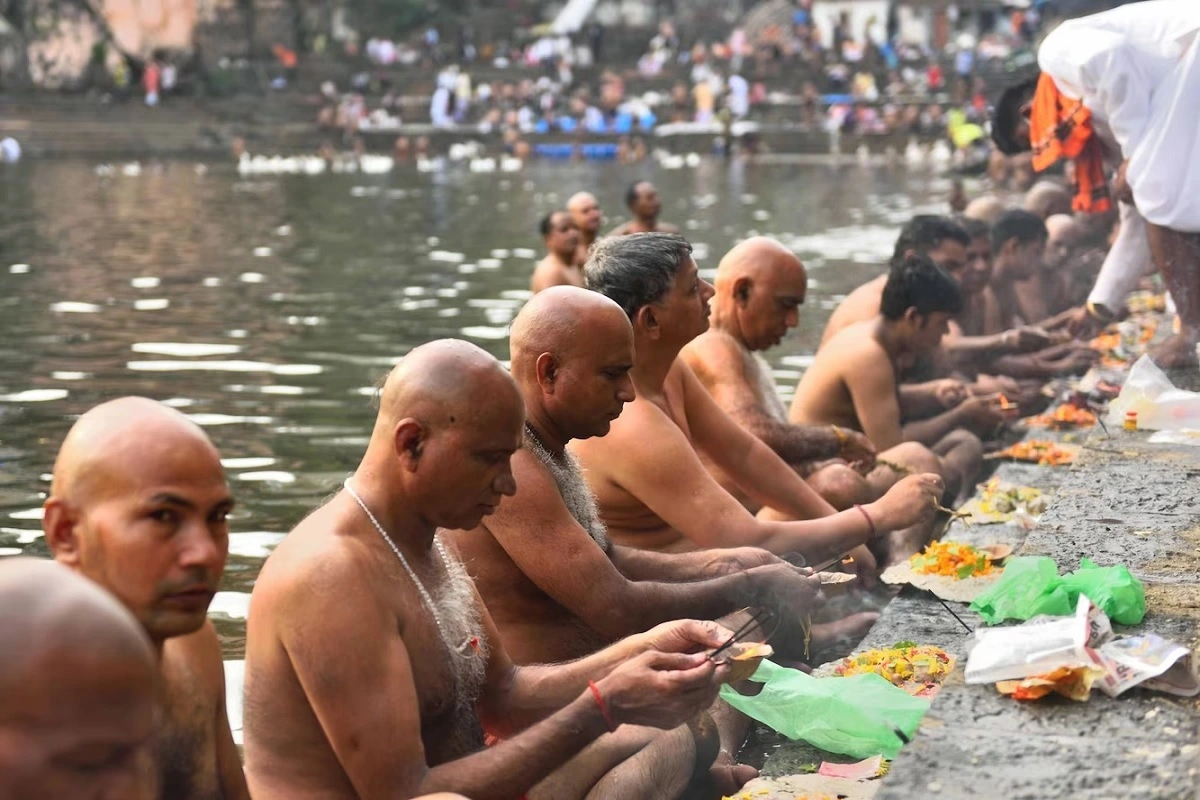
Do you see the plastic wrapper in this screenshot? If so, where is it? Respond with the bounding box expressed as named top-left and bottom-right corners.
top-left (1092, 633), bottom-right (1199, 698)
top-left (965, 596), bottom-right (1109, 684)
top-left (718, 659), bottom-right (930, 759)
top-left (1107, 354), bottom-right (1200, 431)
top-left (968, 556), bottom-right (1146, 626)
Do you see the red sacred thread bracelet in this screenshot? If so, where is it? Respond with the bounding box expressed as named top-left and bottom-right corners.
top-left (587, 681), bottom-right (616, 732)
top-left (853, 504), bottom-right (876, 538)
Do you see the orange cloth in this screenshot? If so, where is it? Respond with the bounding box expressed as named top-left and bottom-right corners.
top-left (1030, 72), bottom-right (1112, 214)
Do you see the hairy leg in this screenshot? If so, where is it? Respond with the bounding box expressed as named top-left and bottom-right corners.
top-left (863, 442), bottom-right (944, 565)
top-left (805, 462), bottom-right (878, 510)
top-left (528, 725), bottom-right (663, 800)
top-left (1146, 225), bottom-right (1200, 368)
top-left (932, 429), bottom-right (984, 505)
top-left (584, 725), bottom-right (697, 800)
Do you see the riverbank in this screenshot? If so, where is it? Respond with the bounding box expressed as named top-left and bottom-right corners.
top-left (738, 338), bottom-right (1200, 799)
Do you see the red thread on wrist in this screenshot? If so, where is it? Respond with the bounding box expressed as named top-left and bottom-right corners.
top-left (588, 680), bottom-right (617, 732)
top-left (854, 504), bottom-right (876, 539)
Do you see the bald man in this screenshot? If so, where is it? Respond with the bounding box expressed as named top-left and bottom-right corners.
top-left (576, 233), bottom-right (944, 568)
top-left (1023, 181), bottom-right (1073, 221)
top-left (531, 211), bottom-right (583, 294)
top-left (609, 181), bottom-right (680, 236)
top-left (42, 398), bottom-right (249, 800)
top-left (963, 196), bottom-right (1007, 227)
top-left (681, 238), bottom-right (944, 533)
top-left (0, 558), bottom-right (157, 800)
top-left (567, 191), bottom-right (603, 266)
top-left (243, 338), bottom-right (736, 800)
top-left (450, 287), bottom-right (832, 795)
top-left (1013, 214), bottom-right (1082, 324)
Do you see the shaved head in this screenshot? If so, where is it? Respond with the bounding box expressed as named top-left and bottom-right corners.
top-left (510, 287), bottom-right (635, 441)
top-left (712, 237), bottom-right (808, 351)
top-left (367, 339), bottom-right (524, 529)
top-left (567, 192), bottom-right (602, 240)
top-left (964, 196), bottom-right (1007, 226)
top-left (566, 191), bottom-right (597, 213)
top-left (44, 397), bottom-right (231, 642)
top-left (1024, 181), bottom-right (1072, 220)
top-left (1044, 213), bottom-right (1081, 270)
top-left (0, 558), bottom-right (156, 799)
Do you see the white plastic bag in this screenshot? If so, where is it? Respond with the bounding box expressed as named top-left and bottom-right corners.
top-left (1107, 355), bottom-right (1200, 431)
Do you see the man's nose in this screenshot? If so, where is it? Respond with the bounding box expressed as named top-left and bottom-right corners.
top-left (179, 524), bottom-right (224, 572)
top-left (495, 465), bottom-right (517, 497)
top-left (617, 374), bottom-right (636, 402)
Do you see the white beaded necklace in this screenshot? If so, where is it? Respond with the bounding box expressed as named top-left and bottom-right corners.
top-left (343, 477), bottom-right (469, 653)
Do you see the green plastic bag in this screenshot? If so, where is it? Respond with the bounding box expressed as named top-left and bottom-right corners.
top-left (969, 556), bottom-right (1072, 624)
top-left (969, 556), bottom-right (1146, 625)
top-left (1059, 558), bottom-right (1146, 625)
top-left (718, 660), bottom-right (930, 759)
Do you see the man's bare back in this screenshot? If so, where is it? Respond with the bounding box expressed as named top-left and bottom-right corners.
top-left (245, 498), bottom-right (487, 797)
top-left (609, 220), bottom-right (681, 236)
top-left (819, 275), bottom-right (886, 347)
top-left (531, 256), bottom-right (584, 294)
top-left (792, 321), bottom-right (890, 431)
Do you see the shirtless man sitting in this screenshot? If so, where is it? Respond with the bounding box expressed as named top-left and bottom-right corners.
top-left (451, 287), bottom-right (829, 795)
top-left (567, 191), bottom-right (604, 266)
top-left (575, 232), bottom-right (944, 570)
top-left (681, 237), bottom-right (897, 512)
top-left (791, 255), bottom-right (995, 514)
top-left (531, 210), bottom-right (583, 293)
top-left (979, 210), bottom-right (1099, 378)
top-left (243, 339), bottom-right (735, 800)
top-left (1012, 214), bottom-right (1083, 334)
top-left (42, 398), bottom-right (250, 800)
top-left (0, 558), bottom-right (158, 800)
top-left (609, 181), bottom-right (680, 236)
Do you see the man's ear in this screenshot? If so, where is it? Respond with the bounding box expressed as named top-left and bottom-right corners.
top-left (732, 277), bottom-right (753, 305)
top-left (633, 305), bottom-right (660, 340)
top-left (902, 307), bottom-right (922, 327)
top-left (43, 497), bottom-right (82, 566)
top-left (535, 352), bottom-right (558, 393)
top-left (394, 419), bottom-right (427, 471)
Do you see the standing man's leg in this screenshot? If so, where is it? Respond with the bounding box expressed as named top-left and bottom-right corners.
top-left (1146, 225), bottom-right (1200, 368)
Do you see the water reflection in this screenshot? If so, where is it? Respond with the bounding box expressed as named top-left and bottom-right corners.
top-left (0, 158), bottom-right (950, 661)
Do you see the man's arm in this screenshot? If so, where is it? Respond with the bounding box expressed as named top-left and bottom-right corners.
top-left (609, 544), bottom-right (779, 582)
top-left (682, 336), bottom-right (842, 464)
top-left (676, 360), bottom-right (836, 520)
top-left (194, 623), bottom-right (251, 800)
top-left (480, 458), bottom-right (758, 640)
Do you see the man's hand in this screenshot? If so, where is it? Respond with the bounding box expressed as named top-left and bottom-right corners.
top-left (597, 651), bottom-right (726, 729)
top-left (866, 473), bottom-right (945, 532)
top-left (744, 563), bottom-right (822, 612)
top-left (834, 427), bottom-right (877, 471)
top-left (1003, 326), bottom-right (1053, 353)
top-left (844, 544), bottom-right (878, 587)
top-left (1052, 348), bottom-right (1101, 374)
top-left (972, 374), bottom-right (1021, 398)
top-left (1112, 159), bottom-right (1134, 206)
top-left (637, 619), bottom-right (734, 656)
top-left (1064, 305), bottom-right (1108, 338)
top-left (707, 546), bottom-right (782, 575)
top-left (957, 395), bottom-right (1010, 434)
top-left (932, 379), bottom-right (969, 410)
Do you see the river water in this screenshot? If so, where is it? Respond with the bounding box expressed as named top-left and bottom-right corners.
top-left (0, 157), bottom-right (949, 709)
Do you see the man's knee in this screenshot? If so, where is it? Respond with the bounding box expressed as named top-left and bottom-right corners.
top-left (936, 429), bottom-right (983, 462)
top-left (807, 463), bottom-right (874, 510)
top-left (883, 442), bottom-right (942, 476)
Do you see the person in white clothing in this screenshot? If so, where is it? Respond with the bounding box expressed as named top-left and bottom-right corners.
top-left (992, 0), bottom-right (1200, 367)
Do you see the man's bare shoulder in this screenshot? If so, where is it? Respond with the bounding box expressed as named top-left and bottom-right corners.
top-left (657, 222), bottom-right (681, 233)
top-left (254, 502), bottom-right (375, 607)
top-left (821, 321), bottom-right (887, 361)
top-left (681, 329), bottom-right (746, 377)
top-left (574, 396), bottom-right (675, 465)
top-left (168, 620), bottom-right (226, 691)
top-left (486, 449), bottom-right (561, 520)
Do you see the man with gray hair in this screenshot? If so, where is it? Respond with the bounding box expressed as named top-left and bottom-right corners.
top-left (574, 233), bottom-right (945, 569)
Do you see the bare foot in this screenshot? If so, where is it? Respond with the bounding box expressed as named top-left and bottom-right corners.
top-left (708, 752), bottom-right (759, 798)
top-left (1148, 332), bottom-right (1200, 369)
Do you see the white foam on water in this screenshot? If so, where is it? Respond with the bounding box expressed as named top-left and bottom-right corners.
top-left (438, 308), bottom-right (461, 317)
top-left (490, 249), bottom-right (510, 258)
top-left (187, 413), bottom-right (274, 426)
top-left (259, 385), bottom-right (308, 395)
top-left (162, 398), bottom-right (197, 408)
top-left (498, 289), bottom-right (532, 301)
top-left (239, 272), bottom-right (266, 283)
top-left (467, 298), bottom-right (522, 309)
top-left (8, 508), bottom-right (44, 520)
top-left (399, 299), bottom-right (439, 311)
top-left (780, 355), bottom-right (816, 368)
top-left (253, 246), bottom-right (273, 257)
top-left (402, 286), bottom-right (426, 296)
top-left (430, 250), bottom-right (465, 263)
top-left (131, 276), bottom-right (160, 288)
top-left (4, 527), bottom-right (43, 543)
top-left (458, 263), bottom-right (478, 273)
top-left (132, 342), bottom-right (243, 357)
top-left (51, 371), bottom-right (90, 380)
top-left (485, 308), bottom-right (514, 325)
top-left (236, 470), bottom-right (296, 483)
top-left (9, 264), bottom-right (29, 274)
top-left (512, 248), bottom-right (537, 259)
top-left (221, 457), bottom-right (276, 469)
top-left (0, 547), bottom-right (22, 556)
top-left (209, 592), bottom-right (251, 620)
top-left (50, 301), bottom-right (102, 313)
top-left (435, 288), bottom-right (459, 298)
top-left (454, 281), bottom-right (470, 290)
top-left (0, 389), bottom-right (68, 402)
top-left (459, 326), bottom-right (510, 340)
top-left (477, 258), bottom-right (502, 269)
top-left (203, 277), bottom-right (222, 287)
top-left (127, 360), bottom-right (322, 375)
top-left (134, 298), bottom-right (170, 311)
top-left (228, 330), bottom-right (248, 338)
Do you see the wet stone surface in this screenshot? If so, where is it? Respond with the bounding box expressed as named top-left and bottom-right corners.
top-left (760, 405), bottom-right (1200, 797)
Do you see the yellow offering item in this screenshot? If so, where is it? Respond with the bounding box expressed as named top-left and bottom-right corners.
top-left (833, 644), bottom-right (953, 690)
top-left (909, 540), bottom-right (996, 580)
